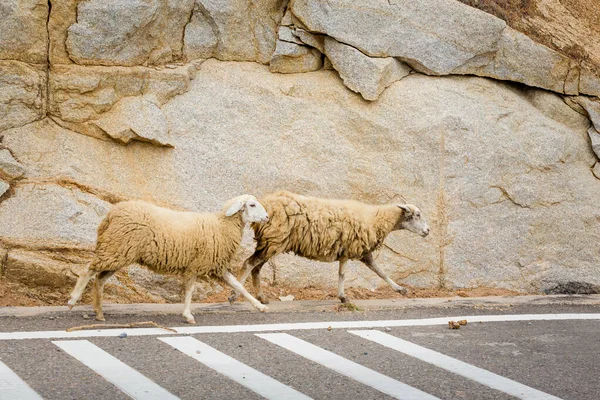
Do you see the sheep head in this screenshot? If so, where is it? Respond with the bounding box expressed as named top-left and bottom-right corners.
top-left (396, 204), bottom-right (429, 237)
top-left (224, 195), bottom-right (269, 224)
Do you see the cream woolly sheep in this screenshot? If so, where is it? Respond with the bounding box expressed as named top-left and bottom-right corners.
top-left (67, 194), bottom-right (269, 324)
top-left (229, 191), bottom-right (429, 305)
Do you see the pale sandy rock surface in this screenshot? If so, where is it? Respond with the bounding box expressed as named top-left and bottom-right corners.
top-left (0, 149), bottom-right (25, 180)
top-left (0, 181), bottom-right (9, 197)
top-left (92, 95), bottom-right (173, 146)
top-left (459, 0), bottom-right (600, 85)
top-left (290, 0), bottom-right (599, 96)
top-left (453, 28), bottom-right (577, 94)
top-left (1, 0), bottom-right (600, 304)
top-left (3, 61), bottom-right (599, 297)
top-left (323, 37), bottom-right (411, 100)
top-left (0, 183), bottom-right (110, 248)
top-left (593, 163), bottom-right (600, 180)
top-left (48, 63), bottom-right (197, 142)
top-left (0, 0), bottom-right (48, 64)
top-left (587, 128), bottom-right (600, 161)
top-left (571, 96), bottom-right (600, 132)
top-left (0, 61), bottom-right (46, 131)
top-left (291, 0), bottom-right (507, 74)
top-left (184, 0), bottom-right (287, 64)
top-left (66, 0), bottom-right (195, 66)
top-left (269, 40), bottom-right (323, 74)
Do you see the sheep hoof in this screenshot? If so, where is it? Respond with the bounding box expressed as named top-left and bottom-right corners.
top-left (257, 296), bottom-right (270, 305)
top-left (186, 317), bottom-right (196, 324)
top-left (339, 296), bottom-right (348, 304)
top-left (227, 294), bottom-right (238, 304)
top-left (395, 286), bottom-right (408, 295)
top-left (259, 305), bottom-right (268, 313)
top-left (95, 314), bottom-right (105, 322)
top-left (67, 304), bottom-right (74, 310)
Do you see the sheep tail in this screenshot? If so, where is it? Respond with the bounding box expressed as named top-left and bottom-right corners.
top-left (96, 214), bottom-right (111, 238)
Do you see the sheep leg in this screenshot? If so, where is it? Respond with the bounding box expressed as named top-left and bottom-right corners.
top-left (361, 253), bottom-right (408, 295)
top-left (337, 259), bottom-right (348, 303)
top-left (228, 254), bottom-right (266, 304)
top-left (223, 270), bottom-right (268, 312)
top-left (182, 276), bottom-right (196, 324)
top-left (251, 263), bottom-right (269, 304)
top-left (92, 271), bottom-right (116, 321)
top-left (67, 265), bottom-right (97, 309)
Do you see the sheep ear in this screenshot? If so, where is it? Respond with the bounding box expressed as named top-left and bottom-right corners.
top-left (397, 205), bottom-right (412, 216)
top-left (225, 200), bottom-right (245, 216)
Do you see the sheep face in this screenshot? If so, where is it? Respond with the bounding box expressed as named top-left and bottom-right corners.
top-left (396, 204), bottom-right (430, 237)
top-left (225, 195), bottom-right (269, 223)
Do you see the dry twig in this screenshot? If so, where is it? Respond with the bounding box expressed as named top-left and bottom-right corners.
top-left (66, 321), bottom-right (177, 333)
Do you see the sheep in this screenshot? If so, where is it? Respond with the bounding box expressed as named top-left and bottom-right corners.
top-left (229, 191), bottom-right (429, 305)
top-left (67, 194), bottom-right (270, 324)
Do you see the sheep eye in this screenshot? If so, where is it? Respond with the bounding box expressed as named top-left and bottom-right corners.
top-left (250, 204), bottom-right (256, 208)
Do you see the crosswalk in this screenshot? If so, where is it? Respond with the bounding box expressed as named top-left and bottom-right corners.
top-left (0, 328), bottom-right (564, 400)
top-left (0, 360), bottom-right (43, 400)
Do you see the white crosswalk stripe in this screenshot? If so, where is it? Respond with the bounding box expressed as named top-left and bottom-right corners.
top-left (160, 336), bottom-right (312, 400)
top-left (53, 340), bottom-right (179, 400)
top-left (256, 332), bottom-right (441, 400)
top-left (0, 360), bottom-right (43, 400)
top-left (350, 330), bottom-right (563, 400)
top-left (3, 314), bottom-right (599, 340)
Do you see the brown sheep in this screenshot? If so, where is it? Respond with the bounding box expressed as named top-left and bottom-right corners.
top-left (67, 194), bottom-right (269, 324)
top-left (229, 191), bottom-right (429, 305)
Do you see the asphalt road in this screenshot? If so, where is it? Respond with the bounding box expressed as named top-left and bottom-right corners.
top-left (0, 298), bottom-right (599, 400)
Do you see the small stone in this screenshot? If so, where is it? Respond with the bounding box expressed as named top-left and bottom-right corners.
top-left (196, 350), bottom-right (201, 354)
top-left (327, 326), bottom-right (332, 331)
top-left (118, 332), bottom-right (127, 338)
top-left (457, 320), bottom-right (467, 326)
top-left (385, 327), bottom-right (392, 332)
top-left (278, 295), bottom-right (295, 302)
top-left (363, 352), bottom-right (368, 355)
top-left (82, 313), bottom-right (90, 320)
top-left (448, 321), bottom-right (461, 329)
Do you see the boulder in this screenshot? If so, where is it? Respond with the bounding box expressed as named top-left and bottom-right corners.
top-left (0, 0), bottom-right (49, 64)
top-left (290, 0), bottom-right (599, 96)
top-left (290, 0), bottom-right (507, 74)
top-left (183, 0), bottom-right (288, 64)
top-left (269, 41), bottom-right (322, 74)
top-left (323, 37), bottom-right (411, 100)
top-left (66, 0), bottom-right (195, 66)
top-left (454, 28), bottom-right (576, 95)
top-left (93, 95), bottom-right (173, 146)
